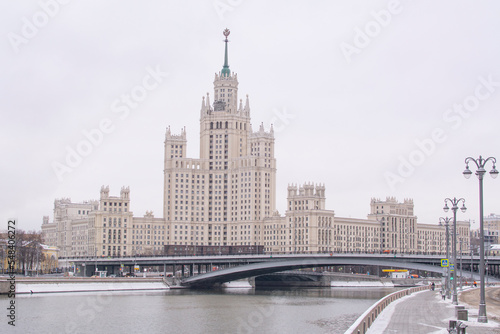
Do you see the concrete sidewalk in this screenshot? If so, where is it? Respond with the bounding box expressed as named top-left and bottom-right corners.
top-left (366, 289), bottom-right (500, 333)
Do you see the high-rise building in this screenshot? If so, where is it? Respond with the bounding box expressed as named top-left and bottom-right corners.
top-left (42, 30), bottom-right (470, 258)
top-left (163, 28), bottom-right (275, 247)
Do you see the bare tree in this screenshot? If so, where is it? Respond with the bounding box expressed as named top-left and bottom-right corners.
top-left (0, 229), bottom-right (43, 275)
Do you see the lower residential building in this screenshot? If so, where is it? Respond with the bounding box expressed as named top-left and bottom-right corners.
top-left (41, 185), bottom-right (470, 258)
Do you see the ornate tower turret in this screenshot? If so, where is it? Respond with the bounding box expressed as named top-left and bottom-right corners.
top-left (200, 29), bottom-right (251, 161)
top-left (100, 185), bottom-right (109, 199)
top-left (212, 28), bottom-right (239, 114)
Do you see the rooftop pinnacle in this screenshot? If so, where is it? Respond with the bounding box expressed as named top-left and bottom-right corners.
top-left (221, 28), bottom-right (230, 77)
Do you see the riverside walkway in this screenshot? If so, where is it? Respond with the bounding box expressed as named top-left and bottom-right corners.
top-left (366, 288), bottom-right (500, 334)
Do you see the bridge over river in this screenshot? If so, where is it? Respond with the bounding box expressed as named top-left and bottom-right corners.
top-left (69, 253), bottom-right (500, 287)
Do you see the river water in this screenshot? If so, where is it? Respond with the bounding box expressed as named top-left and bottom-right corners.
top-left (2, 287), bottom-right (399, 334)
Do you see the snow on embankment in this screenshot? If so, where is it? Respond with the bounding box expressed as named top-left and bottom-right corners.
top-left (16, 279), bottom-right (169, 294)
top-left (331, 280), bottom-right (394, 287)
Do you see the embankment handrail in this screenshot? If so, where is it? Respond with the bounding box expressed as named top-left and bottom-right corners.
top-left (344, 285), bottom-right (430, 334)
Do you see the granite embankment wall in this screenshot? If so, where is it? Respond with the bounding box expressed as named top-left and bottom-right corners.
top-left (0, 280), bottom-right (13, 295)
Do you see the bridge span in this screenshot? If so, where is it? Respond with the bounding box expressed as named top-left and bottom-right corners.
top-left (70, 253), bottom-right (500, 286)
top-left (180, 256), bottom-right (452, 287)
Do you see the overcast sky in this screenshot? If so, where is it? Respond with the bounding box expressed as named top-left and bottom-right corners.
top-left (2, 0), bottom-right (500, 232)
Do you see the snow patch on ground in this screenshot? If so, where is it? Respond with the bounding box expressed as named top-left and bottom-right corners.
top-left (17, 281), bottom-right (168, 294)
top-left (222, 280), bottom-right (253, 288)
top-left (434, 289), bottom-right (500, 329)
top-left (331, 281), bottom-right (394, 287)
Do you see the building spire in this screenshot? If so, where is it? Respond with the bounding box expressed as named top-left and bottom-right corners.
top-left (221, 28), bottom-right (230, 77)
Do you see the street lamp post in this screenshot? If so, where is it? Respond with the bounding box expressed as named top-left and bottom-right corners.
top-left (485, 220), bottom-right (491, 287)
top-left (463, 155), bottom-right (498, 323)
top-left (486, 259), bottom-right (489, 286)
top-left (459, 238), bottom-right (463, 290)
top-left (443, 197), bottom-right (466, 305)
top-left (439, 217), bottom-right (452, 299)
top-left (469, 245), bottom-right (478, 283)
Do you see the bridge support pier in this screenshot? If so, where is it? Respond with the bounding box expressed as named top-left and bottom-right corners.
top-left (189, 264), bottom-right (194, 277)
top-left (84, 264), bottom-right (94, 277)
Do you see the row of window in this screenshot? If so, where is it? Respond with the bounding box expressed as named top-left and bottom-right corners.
top-left (103, 202), bottom-right (128, 207)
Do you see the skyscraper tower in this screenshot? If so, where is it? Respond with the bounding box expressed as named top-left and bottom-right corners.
top-left (163, 29), bottom-right (276, 246)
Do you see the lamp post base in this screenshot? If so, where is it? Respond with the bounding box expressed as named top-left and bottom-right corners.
top-left (478, 303), bottom-right (488, 323)
top-left (452, 293), bottom-right (458, 305)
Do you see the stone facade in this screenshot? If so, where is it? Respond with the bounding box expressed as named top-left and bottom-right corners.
top-left (367, 197), bottom-right (418, 253)
top-left (41, 198), bottom-right (97, 258)
top-left (41, 189), bottom-right (471, 258)
top-left (263, 183), bottom-right (334, 254)
top-left (484, 213), bottom-right (500, 246)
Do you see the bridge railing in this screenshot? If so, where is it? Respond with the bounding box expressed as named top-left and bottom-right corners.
top-left (59, 250), bottom-right (480, 261)
top-left (344, 285), bottom-right (430, 334)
